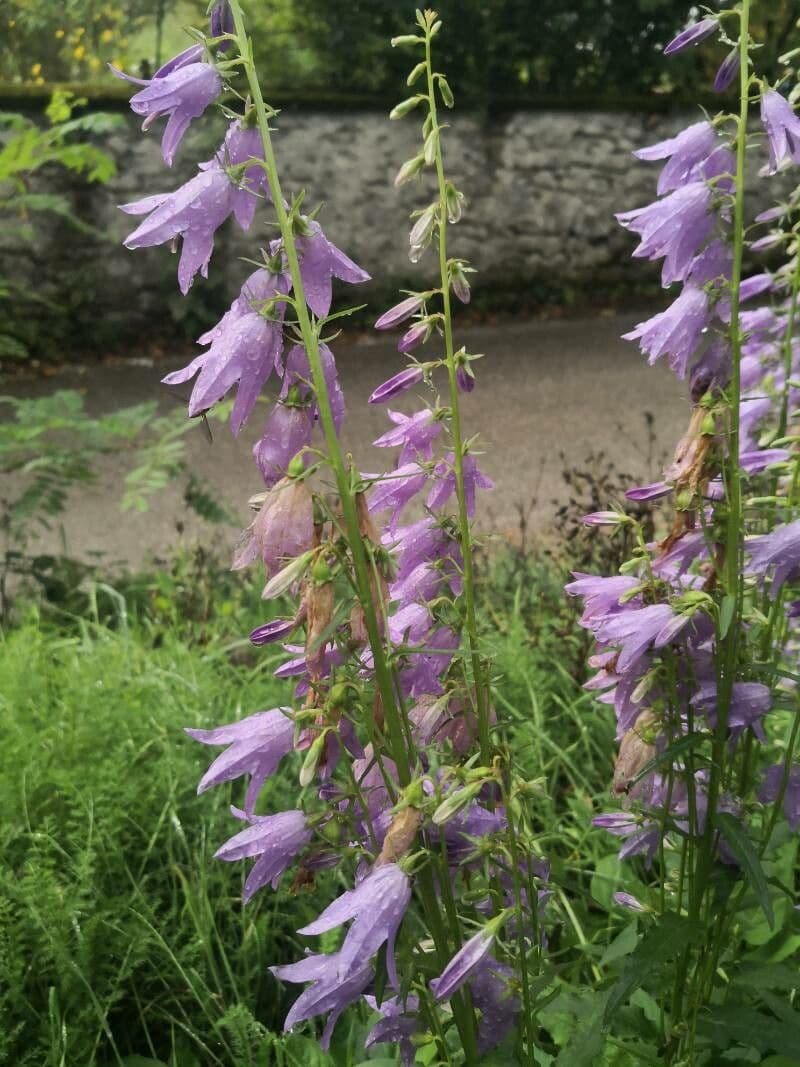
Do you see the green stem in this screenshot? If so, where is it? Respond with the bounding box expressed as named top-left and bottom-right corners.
top-left (695, 0), bottom-right (751, 906)
top-left (424, 29), bottom-right (491, 762)
top-left (228, 1), bottom-right (412, 787)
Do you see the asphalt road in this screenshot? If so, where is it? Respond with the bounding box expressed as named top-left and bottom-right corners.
top-left (4, 313), bottom-right (690, 569)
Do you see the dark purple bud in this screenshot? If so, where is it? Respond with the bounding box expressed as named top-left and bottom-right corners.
top-left (713, 49), bottom-right (740, 93)
top-left (456, 364), bottom-right (475, 393)
top-left (664, 18), bottom-right (718, 57)
top-left (369, 365), bottom-right (424, 404)
top-left (210, 0), bottom-right (234, 48)
top-left (249, 618), bottom-right (296, 646)
top-left (375, 295), bottom-right (423, 330)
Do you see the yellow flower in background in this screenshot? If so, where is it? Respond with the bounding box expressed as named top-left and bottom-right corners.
top-left (55, 28), bottom-right (65, 38)
top-left (34, 76), bottom-right (45, 85)
top-left (100, 28), bottom-right (114, 43)
top-left (89, 56), bottom-right (102, 72)
top-left (73, 44), bottom-right (86, 60)
top-left (74, 26), bottom-right (86, 37)
top-left (31, 63), bottom-right (42, 77)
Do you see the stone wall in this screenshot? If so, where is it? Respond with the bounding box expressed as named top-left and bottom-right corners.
top-left (6, 107), bottom-right (721, 345)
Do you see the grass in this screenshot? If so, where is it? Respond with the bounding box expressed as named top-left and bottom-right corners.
top-left (0, 544), bottom-right (664, 1066)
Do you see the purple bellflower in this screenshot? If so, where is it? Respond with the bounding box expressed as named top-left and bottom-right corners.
top-left (633, 121), bottom-right (718, 195)
top-left (759, 765), bottom-right (800, 830)
top-left (121, 121), bottom-right (269, 294)
top-left (111, 50), bottom-right (221, 165)
top-left (426, 453), bottom-right (494, 517)
top-left (761, 90), bottom-right (800, 175)
top-left (746, 519), bottom-right (800, 596)
top-left (215, 808), bottom-right (312, 902)
top-left (295, 221), bottom-right (370, 318)
top-left (622, 285), bottom-right (710, 378)
top-left (296, 863), bottom-right (412, 989)
top-left (163, 268), bottom-right (289, 433)
top-left (616, 182), bottom-right (715, 286)
top-left (271, 952), bottom-right (374, 1050)
top-left (186, 707), bottom-right (295, 814)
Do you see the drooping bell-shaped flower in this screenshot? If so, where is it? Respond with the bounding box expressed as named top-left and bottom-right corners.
top-left (761, 90), bottom-right (800, 175)
top-left (111, 49), bottom-right (221, 165)
top-left (215, 807), bottom-right (312, 901)
top-left (633, 121), bottom-right (717, 195)
top-left (185, 707), bottom-right (295, 814)
top-left (295, 221), bottom-right (371, 318)
top-left (297, 863), bottom-right (412, 988)
top-left (622, 285), bottom-right (711, 378)
top-left (616, 182), bottom-right (715, 286)
top-left (163, 268), bottom-right (289, 433)
top-left (122, 120), bottom-right (269, 294)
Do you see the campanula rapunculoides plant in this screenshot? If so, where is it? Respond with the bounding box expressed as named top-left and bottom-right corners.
top-left (569, 3), bottom-right (800, 1060)
top-left (117, 3), bottom-right (552, 1063)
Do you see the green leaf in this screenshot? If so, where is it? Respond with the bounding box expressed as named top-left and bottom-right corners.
top-left (599, 919), bottom-right (639, 968)
top-left (602, 913), bottom-right (702, 1028)
top-left (698, 1006), bottom-right (800, 1059)
top-left (714, 812), bottom-right (774, 927)
top-left (719, 594), bottom-right (736, 638)
top-left (631, 731), bottom-right (706, 786)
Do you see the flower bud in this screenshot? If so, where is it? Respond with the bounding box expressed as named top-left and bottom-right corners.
top-left (398, 319), bottom-right (431, 353)
top-left (377, 807), bottom-right (422, 865)
top-left (450, 263), bottom-right (470, 304)
top-left (409, 204), bottom-right (437, 249)
top-left (432, 781), bottom-right (483, 825)
top-left (437, 76), bottom-right (454, 108)
top-left (445, 182), bottom-right (464, 223)
top-left (613, 710), bottom-right (658, 796)
top-left (407, 61), bottom-right (426, 86)
top-left (299, 729), bottom-right (330, 787)
top-left (390, 95), bottom-right (424, 120)
top-left (423, 129), bottom-right (439, 166)
top-left (369, 365), bottom-right (424, 404)
top-left (375, 295), bottom-right (423, 330)
top-left (391, 34), bottom-right (424, 48)
top-left (394, 155), bottom-right (425, 186)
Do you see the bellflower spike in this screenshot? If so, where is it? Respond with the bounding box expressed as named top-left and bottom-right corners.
top-left (663, 17), bottom-right (718, 57)
top-left (761, 90), bottom-right (800, 175)
top-left (633, 121), bottom-right (717, 195)
top-left (111, 51), bottom-right (220, 165)
top-left (215, 808), bottom-right (312, 902)
top-left (186, 707), bottom-right (294, 814)
top-left (298, 863), bottom-right (412, 988)
top-left (616, 182), bottom-right (715, 286)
